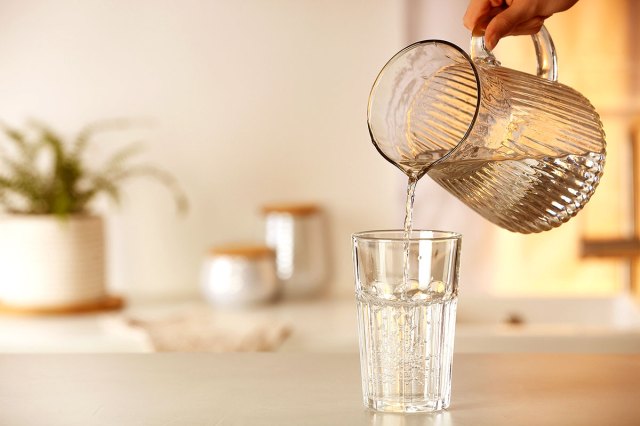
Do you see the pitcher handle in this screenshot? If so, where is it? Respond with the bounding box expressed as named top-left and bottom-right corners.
top-left (470, 25), bottom-right (558, 82)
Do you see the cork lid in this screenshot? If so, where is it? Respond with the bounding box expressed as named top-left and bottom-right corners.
top-left (261, 203), bottom-right (320, 216)
top-left (208, 244), bottom-right (275, 259)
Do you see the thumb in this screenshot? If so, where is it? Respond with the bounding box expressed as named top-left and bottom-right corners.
top-left (484, 2), bottom-right (533, 50)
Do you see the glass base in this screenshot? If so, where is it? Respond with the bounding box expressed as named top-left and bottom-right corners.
top-left (365, 397), bottom-right (449, 413)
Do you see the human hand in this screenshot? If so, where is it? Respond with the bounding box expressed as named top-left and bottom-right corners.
top-left (463, 0), bottom-right (579, 50)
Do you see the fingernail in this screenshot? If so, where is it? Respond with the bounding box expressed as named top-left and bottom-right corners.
top-left (485, 37), bottom-right (495, 51)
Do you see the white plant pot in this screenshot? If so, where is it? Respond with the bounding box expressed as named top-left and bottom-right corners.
top-left (0, 215), bottom-right (106, 307)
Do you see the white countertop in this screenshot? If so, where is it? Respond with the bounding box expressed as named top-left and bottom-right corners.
top-left (2, 298), bottom-right (640, 353)
top-left (1, 353), bottom-right (639, 425)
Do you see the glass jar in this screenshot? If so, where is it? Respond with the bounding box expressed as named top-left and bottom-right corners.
top-left (262, 203), bottom-right (328, 298)
top-left (201, 245), bottom-right (279, 306)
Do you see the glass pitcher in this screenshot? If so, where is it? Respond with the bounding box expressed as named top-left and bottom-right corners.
top-left (367, 27), bottom-right (606, 233)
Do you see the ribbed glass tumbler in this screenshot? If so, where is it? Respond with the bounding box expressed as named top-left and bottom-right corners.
top-left (352, 230), bottom-right (461, 412)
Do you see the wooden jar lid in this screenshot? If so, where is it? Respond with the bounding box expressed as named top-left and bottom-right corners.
top-left (261, 203), bottom-right (320, 216)
top-left (208, 244), bottom-right (275, 259)
top-left (0, 295), bottom-right (125, 316)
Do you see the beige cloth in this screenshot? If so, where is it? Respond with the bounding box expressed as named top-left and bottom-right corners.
top-left (125, 307), bottom-right (291, 352)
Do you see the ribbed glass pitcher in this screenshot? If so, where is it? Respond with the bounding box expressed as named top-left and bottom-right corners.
top-left (367, 27), bottom-right (606, 233)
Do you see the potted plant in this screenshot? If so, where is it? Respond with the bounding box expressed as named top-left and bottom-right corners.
top-left (0, 120), bottom-right (187, 311)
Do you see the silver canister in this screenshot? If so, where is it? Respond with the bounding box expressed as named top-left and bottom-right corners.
top-left (201, 245), bottom-right (279, 306)
top-left (262, 204), bottom-right (328, 298)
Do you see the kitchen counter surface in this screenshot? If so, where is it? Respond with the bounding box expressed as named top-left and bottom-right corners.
top-left (1, 353), bottom-right (638, 425)
top-left (2, 298), bottom-right (640, 353)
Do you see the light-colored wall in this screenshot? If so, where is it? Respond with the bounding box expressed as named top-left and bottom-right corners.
top-left (0, 0), bottom-right (405, 299)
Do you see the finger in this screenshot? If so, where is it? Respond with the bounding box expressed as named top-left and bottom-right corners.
top-left (484, 1), bottom-right (536, 50)
top-left (506, 16), bottom-right (545, 36)
top-left (473, 6), bottom-right (508, 36)
top-left (463, 0), bottom-right (504, 30)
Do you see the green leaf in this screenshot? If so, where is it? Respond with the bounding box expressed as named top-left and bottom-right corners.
top-left (0, 122), bottom-right (38, 161)
top-left (75, 174), bottom-right (121, 212)
top-left (110, 165), bottom-right (189, 214)
top-left (102, 142), bottom-right (145, 175)
top-left (74, 118), bottom-right (148, 157)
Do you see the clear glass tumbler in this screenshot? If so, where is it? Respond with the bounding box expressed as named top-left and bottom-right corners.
top-left (352, 230), bottom-right (461, 412)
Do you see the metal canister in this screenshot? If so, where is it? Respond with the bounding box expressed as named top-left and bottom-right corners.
top-left (262, 203), bottom-right (328, 298)
top-left (201, 245), bottom-right (279, 306)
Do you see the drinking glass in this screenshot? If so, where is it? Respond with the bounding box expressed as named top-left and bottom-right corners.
top-left (352, 230), bottom-right (461, 412)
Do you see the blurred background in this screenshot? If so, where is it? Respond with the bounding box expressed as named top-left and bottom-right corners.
top-left (0, 0), bottom-right (638, 353)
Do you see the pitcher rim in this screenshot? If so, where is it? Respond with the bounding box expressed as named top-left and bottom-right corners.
top-left (367, 39), bottom-right (482, 177)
